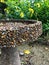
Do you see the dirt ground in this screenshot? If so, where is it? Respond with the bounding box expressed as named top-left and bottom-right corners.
top-left (0, 41), bottom-right (49, 65)
top-left (18, 42), bottom-right (49, 65)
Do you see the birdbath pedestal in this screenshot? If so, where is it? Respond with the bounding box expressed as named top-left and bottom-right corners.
top-left (0, 19), bottom-right (42, 65)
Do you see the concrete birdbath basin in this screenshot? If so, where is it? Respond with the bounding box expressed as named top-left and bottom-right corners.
top-left (0, 19), bottom-right (42, 65)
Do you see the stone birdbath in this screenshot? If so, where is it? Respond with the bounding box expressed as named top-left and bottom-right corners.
top-left (0, 19), bottom-right (42, 65)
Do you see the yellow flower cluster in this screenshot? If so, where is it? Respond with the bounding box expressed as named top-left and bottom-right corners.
top-left (4, 8), bottom-right (9, 13)
top-left (20, 12), bottom-right (24, 18)
top-left (29, 8), bottom-right (34, 14)
top-left (29, 8), bottom-right (34, 17)
top-left (36, 3), bottom-right (40, 8)
top-left (45, 0), bottom-right (47, 1)
top-left (0, 0), bottom-right (4, 2)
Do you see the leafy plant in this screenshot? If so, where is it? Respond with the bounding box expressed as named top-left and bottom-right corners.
top-left (1, 0), bottom-right (49, 36)
top-left (5, 0), bottom-right (34, 19)
top-left (32, 0), bottom-right (49, 36)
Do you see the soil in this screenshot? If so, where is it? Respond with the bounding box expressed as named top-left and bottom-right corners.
top-left (18, 42), bottom-right (49, 65)
top-left (0, 41), bottom-right (49, 65)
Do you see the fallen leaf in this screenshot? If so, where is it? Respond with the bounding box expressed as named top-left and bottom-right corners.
top-left (24, 50), bottom-right (30, 54)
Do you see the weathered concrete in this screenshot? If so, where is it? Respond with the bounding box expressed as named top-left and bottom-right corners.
top-left (0, 47), bottom-right (21, 65)
top-left (0, 20), bottom-right (42, 47)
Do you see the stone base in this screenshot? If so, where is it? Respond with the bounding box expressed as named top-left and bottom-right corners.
top-left (0, 47), bottom-right (21, 65)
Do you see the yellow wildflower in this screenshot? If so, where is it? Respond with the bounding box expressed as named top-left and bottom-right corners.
top-left (45, 0), bottom-right (47, 1)
top-left (4, 8), bottom-right (7, 11)
top-left (20, 12), bottom-right (24, 18)
top-left (4, 8), bottom-right (9, 13)
top-left (29, 8), bottom-right (34, 14)
top-left (0, 0), bottom-right (4, 2)
top-left (37, 3), bottom-right (40, 8)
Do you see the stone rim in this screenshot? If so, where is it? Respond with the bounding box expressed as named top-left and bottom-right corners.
top-left (0, 19), bottom-right (37, 23)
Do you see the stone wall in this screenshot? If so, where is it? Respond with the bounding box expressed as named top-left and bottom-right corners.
top-left (0, 20), bottom-right (42, 47)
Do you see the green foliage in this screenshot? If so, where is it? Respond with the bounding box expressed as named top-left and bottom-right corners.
top-left (0, 0), bottom-right (49, 36)
top-left (33, 0), bottom-right (49, 35)
top-left (5, 0), bottom-right (34, 19)
top-left (0, 13), bottom-right (3, 19)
